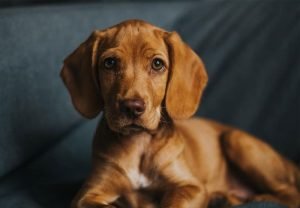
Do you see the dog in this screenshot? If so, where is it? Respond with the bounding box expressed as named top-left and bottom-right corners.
top-left (60, 19), bottom-right (300, 208)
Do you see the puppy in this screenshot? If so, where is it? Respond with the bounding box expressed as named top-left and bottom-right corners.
top-left (61, 19), bottom-right (300, 208)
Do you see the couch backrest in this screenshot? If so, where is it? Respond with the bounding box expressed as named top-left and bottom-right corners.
top-left (175, 0), bottom-right (300, 161)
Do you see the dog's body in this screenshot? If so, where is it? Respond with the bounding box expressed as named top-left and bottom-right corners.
top-left (61, 20), bottom-right (300, 208)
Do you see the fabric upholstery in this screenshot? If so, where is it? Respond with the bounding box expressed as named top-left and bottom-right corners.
top-left (177, 0), bottom-right (300, 160)
top-left (0, 1), bottom-right (299, 207)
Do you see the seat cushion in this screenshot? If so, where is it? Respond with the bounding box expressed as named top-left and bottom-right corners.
top-left (0, 119), bottom-right (97, 208)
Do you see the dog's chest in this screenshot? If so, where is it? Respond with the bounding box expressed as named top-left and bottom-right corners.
top-left (124, 133), bottom-right (153, 189)
top-left (127, 168), bottom-right (151, 189)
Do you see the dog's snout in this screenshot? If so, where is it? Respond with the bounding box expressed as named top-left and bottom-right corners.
top-left (120, 99), bottom-right (145, 118)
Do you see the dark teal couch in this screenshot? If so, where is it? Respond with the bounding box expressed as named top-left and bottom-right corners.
top-left (0, 1), bottom-right (299, 207)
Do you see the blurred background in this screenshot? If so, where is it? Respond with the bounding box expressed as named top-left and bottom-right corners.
top-left (0, 0), bottom-right (299, 207)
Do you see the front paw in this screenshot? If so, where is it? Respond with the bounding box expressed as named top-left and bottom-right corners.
top-left (73, 203), bottom-right (117, 208)
top-left (94, 205), bottom-right (118, 208)
top-left (208, 192), bottom-right (231, 208)
top-left (72, 199), bottom-right (118, 208)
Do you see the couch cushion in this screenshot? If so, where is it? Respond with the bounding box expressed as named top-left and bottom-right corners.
top-left (0, 119), bottom-right (97, 208)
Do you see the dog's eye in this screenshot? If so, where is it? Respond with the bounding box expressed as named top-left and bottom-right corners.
top-left (103, 57), bottom-right (117, 69)
top-left (152, 58), bottom-right (165, 71)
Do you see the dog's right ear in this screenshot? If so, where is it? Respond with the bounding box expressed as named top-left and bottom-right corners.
top-left (60, 31), bottom-right (103, 119)
top-left (164, 32), bottom-right (208, 120)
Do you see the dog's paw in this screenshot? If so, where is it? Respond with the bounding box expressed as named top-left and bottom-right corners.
top-left (78, 204), bottom-right (118, 208)
top-left (96, 205), bottom-right (118, 208)
top-left (250, 194), bottom-right (281, 203)
top-left (208, 192), bottom-right (231, 208)
top-left (72, 199), bottom-right (119, 208)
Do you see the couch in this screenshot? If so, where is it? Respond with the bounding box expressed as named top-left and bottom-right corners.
top-left (0, 0), bottom-right (299, 207)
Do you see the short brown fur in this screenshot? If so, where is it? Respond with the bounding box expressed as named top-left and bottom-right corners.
top-left (61, 20), bottom-right (300, 208)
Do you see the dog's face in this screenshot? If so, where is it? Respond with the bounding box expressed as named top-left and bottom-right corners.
top-left (61, 20), bottom-right (208, 134)
top-left (98, 24), bottom-right (169, 133)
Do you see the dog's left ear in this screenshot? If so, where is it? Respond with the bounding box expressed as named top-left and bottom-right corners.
top-left (60, 31), bottom-right (103, 119)
top-left (164, 32), bottom-right (208, 120)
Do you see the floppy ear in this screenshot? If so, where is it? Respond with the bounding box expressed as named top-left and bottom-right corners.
top-left (60, 31), bottom-right (103, 119)
top-left (165, 32), bottom-right (208, 120)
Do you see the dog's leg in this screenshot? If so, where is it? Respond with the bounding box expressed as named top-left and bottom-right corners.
top-left (160, 183), bottom-right (207, 208)
top-left (71, 162), bottom-right (132, 208)
top-left (208, 192), bottom-right (244, 208)
top-left (221, 129), bottom-right (300, 208)
top-left (152, 136), bottom-right (208, 208)
top-left (156, 157), bottom-right (208, 208)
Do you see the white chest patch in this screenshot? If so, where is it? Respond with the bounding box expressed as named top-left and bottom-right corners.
top-left (127, 169), bottom-right (151, 189)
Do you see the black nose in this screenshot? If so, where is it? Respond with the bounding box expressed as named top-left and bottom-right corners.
top-left (120, 99), bottom-right (145, 118)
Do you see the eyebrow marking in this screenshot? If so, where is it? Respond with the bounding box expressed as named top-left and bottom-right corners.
top-left (101, 47), bottom-right (124, 58)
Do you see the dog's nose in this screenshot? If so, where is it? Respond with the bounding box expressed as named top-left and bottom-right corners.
top-left (120, 99), bottom-right (145, 118)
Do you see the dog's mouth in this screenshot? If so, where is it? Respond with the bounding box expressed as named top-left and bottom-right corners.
top-left (123, 124), bottom-right (145, 132)
top-left (105, 108), bottom-right (161, 134)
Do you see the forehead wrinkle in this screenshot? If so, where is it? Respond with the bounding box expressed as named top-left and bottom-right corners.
top-left (118, 23), bottom-right (139, 44)
top-left (139, 42), bottom-right (151, 56)
top-left (102, 29), bottom-right (136, 57)
top-left (112, 25), bottom-right (132, 47)
top-left (101, 47), bottom-right (125, 59)
top-left (139, 41), bottom-right (169, 64)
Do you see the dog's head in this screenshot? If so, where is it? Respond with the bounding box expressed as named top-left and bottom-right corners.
top-left (61, 20), bottom-right (207, 134)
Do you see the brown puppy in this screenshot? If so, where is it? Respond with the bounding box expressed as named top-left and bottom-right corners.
top-left (61, 20), bottom-right (300, 208)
